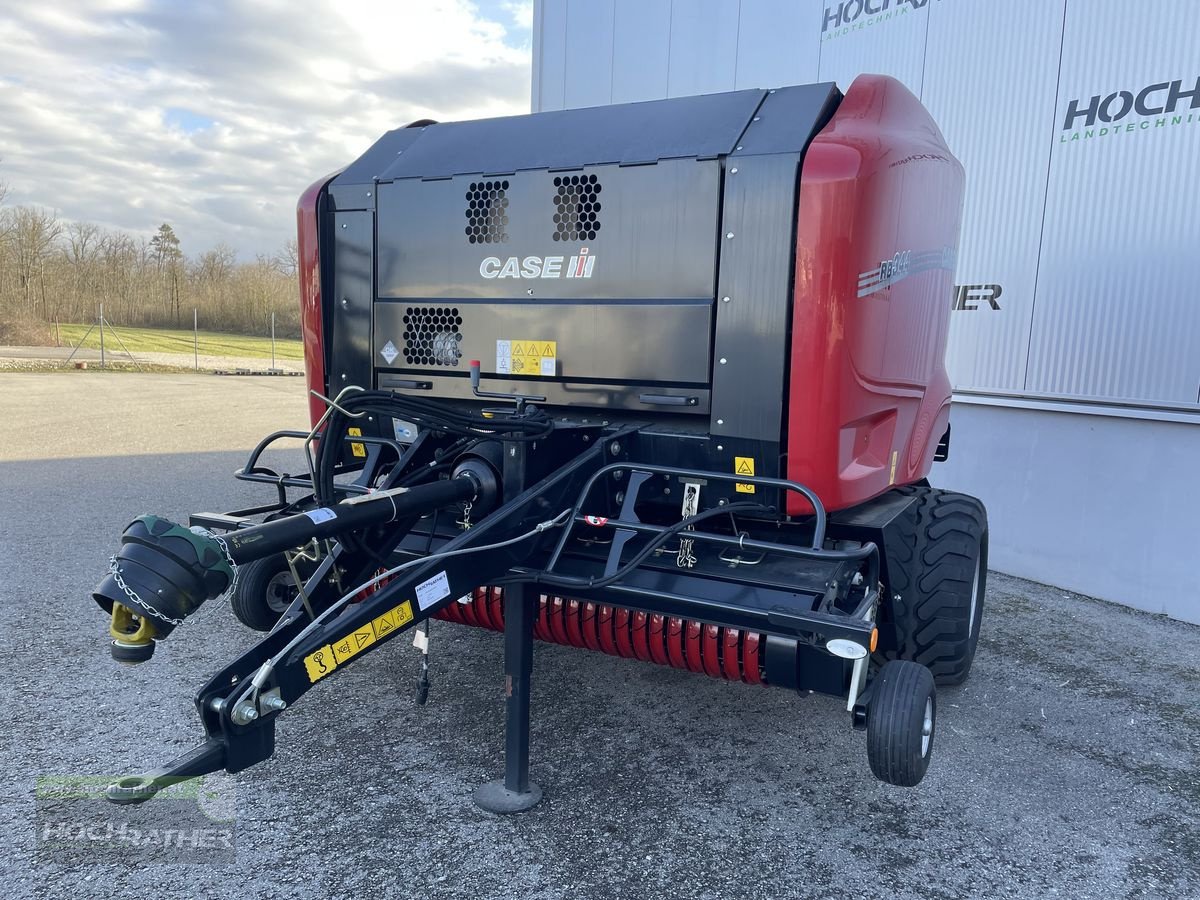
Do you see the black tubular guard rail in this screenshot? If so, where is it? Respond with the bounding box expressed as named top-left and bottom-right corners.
top-left (554, 461), bottom-right (833, 552)
top-left (232, 428), bottom-right (411, 504)
top-left (545, 462), bottom-right (879, 590)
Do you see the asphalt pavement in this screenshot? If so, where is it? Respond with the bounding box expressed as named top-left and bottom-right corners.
top-left (0, 372), bottom-right (1197, 900)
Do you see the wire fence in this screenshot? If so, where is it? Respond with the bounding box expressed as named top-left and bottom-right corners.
top-left (37, 306), bottom-right (306, 374)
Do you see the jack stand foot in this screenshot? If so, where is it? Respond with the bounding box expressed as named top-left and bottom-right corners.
top-left (472, 779), bottom-right (543, 814)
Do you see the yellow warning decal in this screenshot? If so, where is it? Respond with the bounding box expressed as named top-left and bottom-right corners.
top-left (347, 426), bottom-right (366, 458)
top-left (303, 644), bottom-right (338, 683)
top-left (888, 450), bottom-right (899, 485)
top-left (332, 623), bottom-right (377, 665)
top-left (734, 456), bottom-right (756, 494)
top-left (305, 601), bottom-right (414, 683)
top-left (370, 600), bottom-right (414, 641)
top-left (498, 339), bottom-right (557, 377)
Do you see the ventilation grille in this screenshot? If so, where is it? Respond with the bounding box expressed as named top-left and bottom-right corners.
top-left (552, 174), bottom-right (602, 242)
top-left (465, 180), bottom-right (509, 245)
top-left (402, 307), bottom-right (463, 367)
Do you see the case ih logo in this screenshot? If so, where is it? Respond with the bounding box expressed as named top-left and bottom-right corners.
top-left (480, 248), bottom-right (595, 280)
top-left (1061, 76), bottom-right (1200, 143)
top-left (823, 0), bottom-right (930, 38)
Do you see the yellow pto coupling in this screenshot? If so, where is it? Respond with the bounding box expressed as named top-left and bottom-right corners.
top-left (109, 603), bottom-right (157, 664)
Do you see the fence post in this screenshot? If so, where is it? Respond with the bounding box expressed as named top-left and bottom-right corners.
top-left (99, 304), bottom-right (105, 369)
top-left (271, 312), bottom-right (276, 371)
top-left (194, 309), bottom-right (199, 370)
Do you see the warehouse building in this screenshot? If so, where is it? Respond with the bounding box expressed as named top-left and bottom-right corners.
top-left (531, 0), bottom-right (1200, 623)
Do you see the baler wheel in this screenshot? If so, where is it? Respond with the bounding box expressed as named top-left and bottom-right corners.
top-left (877, 486), bottom-right (988, 686)
top-left (230, 556), bottom-right (297, 632)
top-left (866, 660), bottom-right (936, 786)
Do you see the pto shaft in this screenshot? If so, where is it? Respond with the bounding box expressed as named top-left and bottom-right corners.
top-left (94, 476), bottom-right (479, 662)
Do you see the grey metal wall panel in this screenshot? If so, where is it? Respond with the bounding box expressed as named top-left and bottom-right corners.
top-left (1026, 2), bottom-right (1200, 404)
top-left (564, 0), bottom-right (615, 108)
top-left (941, 401), bottom-right (1200, 625)
top-left (536, 0), bottom-right (568, 112)
top-left (611, 0), bottom-right (672, 104)
top-left (734, 0), bottom-right (820, 89)
top-left (921, 0), bottom-right (1066, 394)
top-left (666, 0), bottom-right (740, 97)
top-left (815, 1), bottom-right (929, 97)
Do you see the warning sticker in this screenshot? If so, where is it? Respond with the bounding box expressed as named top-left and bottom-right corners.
top-left (332, 624), bottom-right (377, 664)
top-left (496, 339), bottom-right (556, 376)
top-left (304, 600), bottom-right (415, 683)
top-left (415, 570), bottom-right (451, 611)
top-left (371, 600), bottom-right (414, 640)
top-left (347, 426), bottom-right (366, 458)
top-left (380, 340), bottom-right (399, 365)
top-left (303, 645), bottom-right (337, 683)
top-left (734, 456), bottom-right (756, 494)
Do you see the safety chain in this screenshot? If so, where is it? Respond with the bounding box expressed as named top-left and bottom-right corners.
top-left (193, 526), bottom-right (241, 599)
top-left (108, 556), bottom-right (187, 626)
top-left (107, 528), bottom-right (240, 628)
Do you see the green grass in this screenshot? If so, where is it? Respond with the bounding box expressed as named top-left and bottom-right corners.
top-left (58, 323), bottom-right (304, 361)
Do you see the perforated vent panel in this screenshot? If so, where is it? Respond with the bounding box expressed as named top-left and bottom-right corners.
top-left (552, 174), bottom-right (602, 242)
top-left (402, 307), bottom-right (463, 367)
top-left (464, 181), bottom-right (509, 245)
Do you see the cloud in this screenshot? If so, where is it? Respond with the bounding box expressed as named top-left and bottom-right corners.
top-left (0, 0), bottom-right (532, 258)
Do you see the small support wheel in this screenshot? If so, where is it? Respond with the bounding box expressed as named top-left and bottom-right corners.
top-left (866, 660), bottom-right (936, 787)
top-left (230, 555), bottom-right (301, 632)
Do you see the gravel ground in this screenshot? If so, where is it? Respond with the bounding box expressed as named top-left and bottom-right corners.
top-left (0, 373), bottom-right (1197, 900)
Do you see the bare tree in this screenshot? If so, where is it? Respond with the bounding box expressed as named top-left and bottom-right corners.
top-left (60, 221), bottom-right (101, 320)
top-left (272, 238), bottom-right (298, 277)
top-left (10, 207), bottom-right (62, 315)
top-left (194, 243), bottom-right (237, 284)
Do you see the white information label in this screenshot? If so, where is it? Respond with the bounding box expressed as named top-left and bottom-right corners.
top-left (415, 570), bottom-right (451, 611)
top-left (540, 356), bottom-right (556, 377)
top-left (305, 508), bottom-right (336, 525)
top-left (495, 340), bottom-right (512, 374)
top-left (380, 340), bottom-right (399, 365)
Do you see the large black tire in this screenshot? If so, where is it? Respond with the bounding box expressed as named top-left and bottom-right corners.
top-left (876, 485), bottom-right (988, 686)
top-left (230, 555), bottom-right (299, 632)
top-left (867, 660), bottom-right (936, 786)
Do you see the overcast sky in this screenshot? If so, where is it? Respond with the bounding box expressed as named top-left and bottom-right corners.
top-left (0, 1), bottom-right (533, 258)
